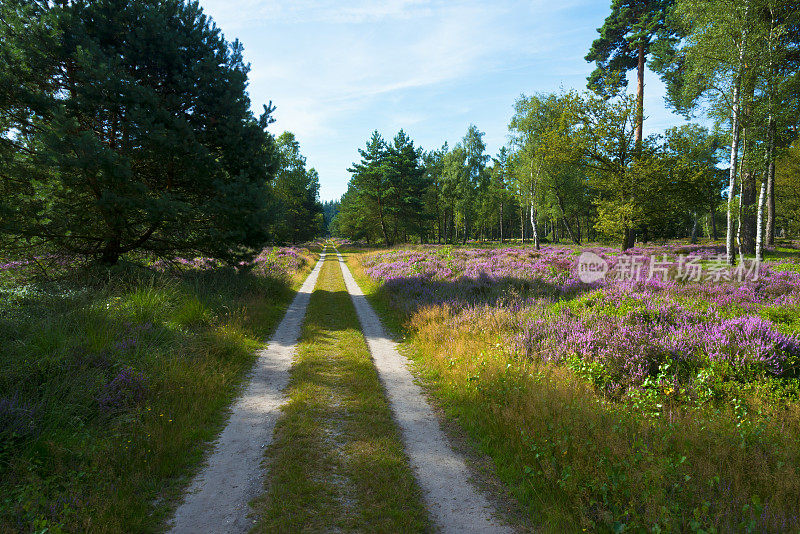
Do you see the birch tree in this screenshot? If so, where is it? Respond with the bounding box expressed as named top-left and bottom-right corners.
top-left (656, 0), bottom-right (758, 263)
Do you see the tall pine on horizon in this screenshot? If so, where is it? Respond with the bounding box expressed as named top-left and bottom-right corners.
top-left (585, 0), bottom-right (675, 248)
top-left (586, 0), bottom-right (675, 149)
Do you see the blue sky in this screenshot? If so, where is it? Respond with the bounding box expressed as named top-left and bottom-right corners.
top-left (198, 0), bottom-right (690, 202)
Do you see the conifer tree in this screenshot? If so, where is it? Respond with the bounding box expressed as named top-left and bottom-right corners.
top-left (586, 0), bottom-right (675, 153)
top-left (1, 0), bottom-right (279, 264)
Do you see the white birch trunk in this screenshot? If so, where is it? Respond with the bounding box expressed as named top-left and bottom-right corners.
top-left (530, 199), bottom-right (540, 250)
top-left (529, 160), bottom-right (541, 249)
top-left (727, 84), bottom-right (742, 265)
top-left (726, 16), bottom-right (748, 265)
top-left (756, 177), bottom-right (766, 262)
top-left (736, 128), bottom-right (747, 263)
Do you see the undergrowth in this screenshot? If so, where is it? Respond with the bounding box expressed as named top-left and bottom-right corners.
top-left (0, 250), bottom-right (316, 532)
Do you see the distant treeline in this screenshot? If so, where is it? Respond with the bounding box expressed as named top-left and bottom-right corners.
top-left (334, 0), bottom-right (800, 261)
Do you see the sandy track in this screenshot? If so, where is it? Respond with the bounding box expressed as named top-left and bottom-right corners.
top-left (168, 251), bottom-right (326, 534)
top-left (335, 251), bottom-right (512, 534)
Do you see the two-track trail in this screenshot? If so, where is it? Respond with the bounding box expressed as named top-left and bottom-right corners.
top-left (168, 251), bottom-right (326, 533)
top-left (335, 249), bottom-right (512, 534)
top-left (168, 247), bottom-right (512, 533)
top-left (253, 251), bottom-right (431, 532)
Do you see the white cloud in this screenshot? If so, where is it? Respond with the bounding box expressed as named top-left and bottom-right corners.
top-left (202, 0), bottom-right (568, 145)
top-left (196, 0), bottom-right (683, 201)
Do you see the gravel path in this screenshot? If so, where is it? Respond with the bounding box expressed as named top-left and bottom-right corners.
top-left (168, 251), bottom-right (326, 534)
top-left (335, 251), bottom-right (512, 534)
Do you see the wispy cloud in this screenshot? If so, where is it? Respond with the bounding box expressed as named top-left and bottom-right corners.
top-left (204, 0), bottom-right (469, 27)
top-left (207, 0), bottom-right (562, 143)
top-left (198, 0), bottom-right (685, 200)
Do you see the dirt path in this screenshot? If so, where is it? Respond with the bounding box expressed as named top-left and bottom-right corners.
top-left (168, 251), bottom-right (326, 534)
top-left (252, 254), bottom-right (430, 532)
top-left (335, 251), bottom-right (513, 534)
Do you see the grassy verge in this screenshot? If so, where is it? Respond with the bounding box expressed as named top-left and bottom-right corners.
top-left (344, 249), bottom-right (800, 533)
top-left (253, 254), bottom-right (430, 533)
top-left (0, 251), bottom-right (316, 532)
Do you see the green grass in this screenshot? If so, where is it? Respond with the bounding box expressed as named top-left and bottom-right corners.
top-left (0, 255), bottom-right (315, 533)
top-left (343, 248), bottom-right (800, 533)
top-left (253, 253), bottom-right (431, 533)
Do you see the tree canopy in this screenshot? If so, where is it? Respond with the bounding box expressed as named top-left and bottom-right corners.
top-left (0, 0), bottom-right (324, 265)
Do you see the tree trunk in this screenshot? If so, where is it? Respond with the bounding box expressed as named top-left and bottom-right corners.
top-left (766, 146), bottom-right (776, 246)
top-left (499, 201), bottom-right (504, 243)
top-left (635, 43), bottom-right (645, 153)
top-left (530, 200), bottom-right (540, 250)
top-left (562, 218), bottom-right (578, 244)
top-left (740, 167), bottom-right (757, 256)
top-left (710, 203), bottom-right (718, 240)
top-left (555, 193), bottom-right (580, 245)
top-left (766, 6), bottom-right (777, 247)
top-left (100, 236), bottom-right (122, 265)
top-left (756, 175), bottom-right (767, 262)
top-left (621, 226), bottom-right (636, 251)
top-left (757, 113), bottom-right (775, 260)
top-left (586, 208), bottom-right (593, 242)
top-left (726, 83), bottom-right (742, 265)
top-left (520, 203), bottom-right (525, 243)
top-left (736, 129), bottom-right (750, 262)
top-left (690, 213), bottom-right (699, 244)
top-left (766, 115), bottom-right (776, 246)
top-left (726, 16), bottom-right (748, 265)
top-left (377, 198), bottom-right (391, 246)
top-left (736, 125), bottom-right (757, 258)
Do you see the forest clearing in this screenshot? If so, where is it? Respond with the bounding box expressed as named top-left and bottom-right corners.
top-left (4, 240), bottom-right (799, 532)
top-left (3, 0), bottom-right (800, 532)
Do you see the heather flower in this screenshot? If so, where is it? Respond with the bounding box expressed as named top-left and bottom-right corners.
top-left (97, 367), bottom-right (148, 413)
top-left (363, 243), bottom-right (800, 394)
top-left (0, 393), bottom-right (38, 440)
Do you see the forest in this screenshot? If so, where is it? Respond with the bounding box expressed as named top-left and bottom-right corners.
top-left (3, 0), bottom-right (800, 532)
top-left (1, 0), bottom-right (323, 268)
top-left (333, 0), bottom-right (800, 263)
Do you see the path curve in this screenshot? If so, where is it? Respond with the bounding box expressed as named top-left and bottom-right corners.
top-left (168, 251), bottom-right (326, 534)
top-left (335, 250), bottom-right (512, 534)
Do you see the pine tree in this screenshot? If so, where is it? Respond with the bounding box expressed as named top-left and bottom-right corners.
top-left (459, 125), bottom-right (489, 243)
top-left (385, 130), bottom-right (428, 242)
top-left (347, 131), bottom-right (392, 245)
top-left (1, 0), bottom-right (279, 264)
top-left (489, 147), bottom-right (512, 243)
top-left (272, 132), bottom-right (324, 244)
top-left (586, 0), bottom-right (675, 154)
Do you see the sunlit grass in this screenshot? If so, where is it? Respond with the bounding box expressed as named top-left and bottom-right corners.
top-left (253, 254), bottom-right (430, 533)
top-left (345, 247), bottom-right (800, 533)
top-left (0, 250), bottom-right (317, 532)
